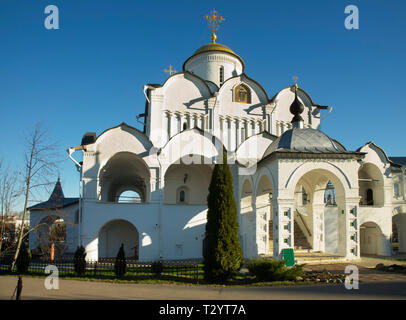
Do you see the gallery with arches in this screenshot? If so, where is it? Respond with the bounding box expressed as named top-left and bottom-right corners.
top-left (29, 32), bottom-right (406, 263)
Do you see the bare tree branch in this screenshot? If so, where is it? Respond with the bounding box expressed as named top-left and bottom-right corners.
top-left (9, 122), bottom-right (61, 270)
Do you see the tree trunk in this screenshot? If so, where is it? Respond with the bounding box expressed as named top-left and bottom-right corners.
top-left (9, 149), bottom-right (33, 271)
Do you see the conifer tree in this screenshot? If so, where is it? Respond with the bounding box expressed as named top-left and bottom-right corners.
top-left (114, 243), bottom-right (126, 278)
top-left (74, 245), bottom-right (86, 276)
top-left (203, 150), bottom-right (244, 283)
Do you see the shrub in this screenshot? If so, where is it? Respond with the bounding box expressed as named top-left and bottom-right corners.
top-left (74, 245), bottom-right (87, 276)
top-left (16, 241), bottom-right (31, 274)
top-left (114, 244), bottom-right (126, 278)
top-left (151, 261), bottom-right (164, 277)
top-left (247, 259), bottom-right (304, 281)
top-left (203, 150), bottom-right (244, 283)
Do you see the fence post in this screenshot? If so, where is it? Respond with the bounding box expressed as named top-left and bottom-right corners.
top-left (94, 261), bottom-right (97, 277)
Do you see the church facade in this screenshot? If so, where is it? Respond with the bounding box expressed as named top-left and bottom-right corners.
top-left (30, 14), bottom-right (406, 262)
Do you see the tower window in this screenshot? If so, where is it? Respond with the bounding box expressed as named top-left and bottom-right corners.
top-left (234, 84), bottom-right (251, 103)
top-left (219, 66), bottom-right (224, 85)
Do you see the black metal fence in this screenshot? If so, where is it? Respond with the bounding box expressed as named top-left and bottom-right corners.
top-left (0, 255), bottom-right (203, 283)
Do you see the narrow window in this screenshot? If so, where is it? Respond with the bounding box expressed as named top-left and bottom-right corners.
top-left (179, 190), bottom-right (185, 203)
top-left (366, 189), bottom-right (374, 206)
top-left (219, 66), bottom-right (224, 85)
top-left (177, 187), bottom-right (188, 204)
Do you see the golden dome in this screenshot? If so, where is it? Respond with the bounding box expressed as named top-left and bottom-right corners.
top-left (194, 43), bottom-right (236, 55)
top-left (183, 42), bottom-right (245, 72)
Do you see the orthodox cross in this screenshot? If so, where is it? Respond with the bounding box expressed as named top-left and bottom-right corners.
top-left (164, 64), bottom-right (177, 76)
top-left (204, 9), bottom-right (225, 43)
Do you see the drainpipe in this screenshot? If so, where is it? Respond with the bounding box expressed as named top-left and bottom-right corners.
top-left (143, 85), bottom-right (157, 103)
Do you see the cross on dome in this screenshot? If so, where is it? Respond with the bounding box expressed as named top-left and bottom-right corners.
top-left (204, 8), bottom-right (225, 43)
top-left (164, 64), bottom-right (177, 76)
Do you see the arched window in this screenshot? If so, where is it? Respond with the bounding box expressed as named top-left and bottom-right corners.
top-left (177, 187), bottom-right (189, 204)
top-left (180, 190), bottom-right (185, 202)
top-left (117, 190), bottom-right (142, 203)
top-left (234, 84), bottom-right (251, 103)
top-left (219, 66), bottom-right (224, 85)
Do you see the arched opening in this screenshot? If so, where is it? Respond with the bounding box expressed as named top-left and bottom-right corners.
top-left (393, 213), bottom-right (406, 253)
top-left (292, 169), bottom-right (346, 256)
top-left (392, 219), bottom-right (398, 253)
top-left (35, 215), bottom-right (67, 258)
top-left (117, 190), bottom-right (142, 203)
top-left (360, 222), bottom-right (384, 256)
top-left (98, 219), bottom-right (139, 260)
top-left (240, 179), bottom-right (253, 256)
top-left (294, 182), bottom-right (313, 251)
top-left (99, 152), bottom-right (150, 203)
top-left (358, 163), bottom-right (384, 206)
top-left (164, 162), bottom-right (212, 205)
top-left (255, 175), bottom-right (273, 255)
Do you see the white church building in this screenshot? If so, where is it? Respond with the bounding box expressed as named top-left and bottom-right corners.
top-left (29, 12), bottom-right (406, 263)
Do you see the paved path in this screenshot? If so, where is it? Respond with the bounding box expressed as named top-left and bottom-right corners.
top-left (1, 259), bottom-right (406, 300)
top-left (1, 270), bottom-right (406, 300)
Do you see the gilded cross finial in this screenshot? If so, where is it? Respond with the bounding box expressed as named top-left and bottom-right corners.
top-left (164, 64), bottom-right (177, 76)
top-left (293, 75), bottom-right (299, 90)
top-left (204, 9), bottom-right (225, 43)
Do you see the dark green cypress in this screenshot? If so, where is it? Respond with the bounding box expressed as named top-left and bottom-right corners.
top-left (114, 243), bottom-right (127, 278)
top-left (203, 151), bottom-right (244, 283)
top-left (74, 245), bottom-right (87, 276)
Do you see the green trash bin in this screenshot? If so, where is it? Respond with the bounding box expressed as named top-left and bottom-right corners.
top-left (282, 248), bottom-right (295, 267)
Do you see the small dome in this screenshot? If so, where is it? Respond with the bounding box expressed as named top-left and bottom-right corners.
top-left (263, 128), bottom-right (347, 158)
top-left (183, 42), bottom-right (244, 87)
top-left (194, 43), bottom-right (236, 55)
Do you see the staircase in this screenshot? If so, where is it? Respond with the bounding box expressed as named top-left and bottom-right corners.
top-left (294, 220), bottom-right (312, 250)
top-left (265, 218), bottom-right (345, 264)
top-left (294, 251), bottom-right (345, 264)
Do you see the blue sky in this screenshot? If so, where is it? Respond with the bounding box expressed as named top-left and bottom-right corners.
top-left (0, 0), bottom-right (405, 210)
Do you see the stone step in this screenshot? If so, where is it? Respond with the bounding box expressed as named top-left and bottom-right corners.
top-left (294, 220), bottom-right (311, 250)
